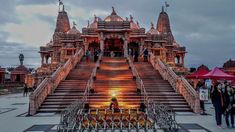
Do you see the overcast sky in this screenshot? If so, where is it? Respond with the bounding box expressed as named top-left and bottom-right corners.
top-left (0, 0), bottom-right (234, 68)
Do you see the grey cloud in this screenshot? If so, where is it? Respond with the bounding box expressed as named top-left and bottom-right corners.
top-left (0, 41), bottom-right (40, 68)
top-left (17, 0), bottom-right (56, 5)
top-left (0, 0), bottom-right (235, 69)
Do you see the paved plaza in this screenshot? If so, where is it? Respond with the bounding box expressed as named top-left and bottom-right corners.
top-left (0, 93), bottom-right (234, 132)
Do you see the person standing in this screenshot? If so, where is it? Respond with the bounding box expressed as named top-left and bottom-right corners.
top-left (134, 50), bottom-right (139, 62)
top-left (211, 83), bottom-right (224, 128)
top-left (85, 49), bottom-right (91, 63)
top-left (224, 85), bottom-right (235, 128)
top-left (143, 48), bottom-right (149, 62)
top-left (23, 83), bottom-right (28, 97)
top-left (94, 49), bottom-right (99, 62)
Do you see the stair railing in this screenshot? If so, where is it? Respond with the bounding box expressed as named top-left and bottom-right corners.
top-left (83, 52), bottom-right (103, 102)
top-left (58, 52), bottom-right (103, 131)
top-left (29, 48), bottom-right (84, 115)
top-left (127, 56), bottom-right (149, 106)
top-left (149, 53), bottom-right (200, 113)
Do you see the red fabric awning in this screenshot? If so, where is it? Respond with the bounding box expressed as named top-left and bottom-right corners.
top-left (186, 69), bottom-right (210, 79)
top-left (201, 67), bottom-right (235, 80)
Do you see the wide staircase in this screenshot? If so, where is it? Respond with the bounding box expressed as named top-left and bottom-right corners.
top-left (89, 57), bottom-right (141, 109)
top-left (135, 62), bottom-right (192, 112)
top-left (37, 59), bottom-right (94, 113)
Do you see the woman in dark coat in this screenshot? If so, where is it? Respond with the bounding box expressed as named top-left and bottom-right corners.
top-left (134, 50), bottom-right (139, 62)
top-left (224, 85), bottom-right (235, 128)
top-left (211, 83), bottom-right (224, 128)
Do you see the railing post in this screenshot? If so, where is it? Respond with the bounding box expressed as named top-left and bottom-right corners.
top-left (194, 94), bottom-right (201, 114)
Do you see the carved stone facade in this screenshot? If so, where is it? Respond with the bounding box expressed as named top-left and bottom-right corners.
top-left (36, 3), bottom-right (187, 81)
top-left (223, 59), bottom-right (235, 75)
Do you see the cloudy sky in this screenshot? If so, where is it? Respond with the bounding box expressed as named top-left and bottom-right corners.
top-left (0, 0), bottom-right (234, 68)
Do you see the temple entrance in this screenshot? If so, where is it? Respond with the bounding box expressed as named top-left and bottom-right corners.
top-left (16, 74), bottom-right (21, 82)
top-left (104, 38), bottom-right (124, 57)
top-left (88, 41), bottom-right (100, 53)
top-left (128, 42), bottom-right (139, 56)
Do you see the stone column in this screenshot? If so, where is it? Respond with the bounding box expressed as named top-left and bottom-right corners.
top-left (100, 39), bottom-right (104, 53)
top-left (182, 54), bottom-right (185, 66)
top-left (123, 39), bottom-right (128, 57)
top-left (84, 38), bottom-right (88, 53)
top-left (41, 54), bottom-right (44, 65)
top-left (140, 38), bottom-right (144, 54)
top-left (123, 32), bottom-right (129, 57)
top-left (100, 32), bottom-right (104, 53)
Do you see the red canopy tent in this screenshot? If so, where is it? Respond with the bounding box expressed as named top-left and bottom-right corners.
top-left (201, 67), bottom-right (235, 80)
top-left (186, 69), bottom-right (210, 79)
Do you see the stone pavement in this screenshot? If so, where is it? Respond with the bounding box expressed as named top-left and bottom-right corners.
top-left (0, 93), bottom-right (234, 132)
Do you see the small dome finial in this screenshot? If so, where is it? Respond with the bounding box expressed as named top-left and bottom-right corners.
top-left (126, 17), bottom-right (129, 21)
top-left (136, 21), bottom-right (139, 26)
top-left (72, 21), bottom-right (76, 28)
top-left (58, 0), bottom-right (64, 12)
top-left (162, 6), bottom-right (165, 12)
top-left (151, 22), bottom-right (154, 29)
top-left (111, 6), bottom-right (117, 15)
top-left (94, 14), bottom-right (97, 22)
top-left (130, 15), bottom-right (133, 21)
top-left (87, 20), bottom-right (90, 27)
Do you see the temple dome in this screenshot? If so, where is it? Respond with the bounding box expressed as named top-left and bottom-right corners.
top-left (104, 7), bottom-right (124, 22)
top-left (147, 23), bottom-right (159, 35)
top-left (223, 59), bottom-right (235, 68)
top-left (67, 25), bottom-right (80, 34)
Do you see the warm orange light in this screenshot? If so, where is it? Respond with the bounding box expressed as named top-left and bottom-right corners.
top-left (112, 93), bottom-right (116, 97)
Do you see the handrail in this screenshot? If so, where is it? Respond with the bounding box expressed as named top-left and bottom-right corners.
top-left (149, 53), bottom-right (200, 113)
top-left (83, 52), bottom-right (103, 102)
top-left (29, 48), bottom-right (84, 115)
top-left (58, 52), bottom-right (103, 130)
top-left (126, 56), bottom-right (149, 106)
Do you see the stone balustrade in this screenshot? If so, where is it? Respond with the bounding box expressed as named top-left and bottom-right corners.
top-left (149, 54), bottom-right (200, 113)
top-left (29, 49), bottom-right (84, 115)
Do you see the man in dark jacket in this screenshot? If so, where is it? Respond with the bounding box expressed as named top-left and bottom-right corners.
top-left (211, 83), bottom-right (224, 128)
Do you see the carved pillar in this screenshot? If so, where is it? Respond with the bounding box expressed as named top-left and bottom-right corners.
top-left (84, 38), bottom-right (88, 52)
top-left (124, 39), bottom-right (128, 57)
top-left (41, 54), bottom-right (44, 65)
top-left (123, 32), bottom-right (128, 57)
top-left (182, 54), bottom-right (185, 66)
top-left (140, 38), bottom-right (144, 53)
top-left (100, 32), bottom-right (104, 52)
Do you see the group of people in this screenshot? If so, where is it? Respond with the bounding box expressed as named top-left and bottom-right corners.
top-left (196, 80), bottom-right (235, 128)
top-left (129, 47), bottom-right (149, 62)
top-left (85, 48), bottom-right (101, 63)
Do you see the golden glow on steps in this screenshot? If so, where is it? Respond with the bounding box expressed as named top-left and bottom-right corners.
top-left (89, 57), bottom-right (140, 109)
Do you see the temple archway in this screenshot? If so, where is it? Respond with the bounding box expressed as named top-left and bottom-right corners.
top-left (128, 42), bottom-right (139, 56)
top-left (104, 38), bottom-right (124, 57)
top-left (88, 41), bottom-right (100, 54)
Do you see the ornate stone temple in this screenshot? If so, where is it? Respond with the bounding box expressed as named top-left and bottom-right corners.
top-left (29, 2), bottom-right (200, 120)
top-left (36, 4), bottom-right (186, 79)
top-left (11, 53), bottom-right (29, 83)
